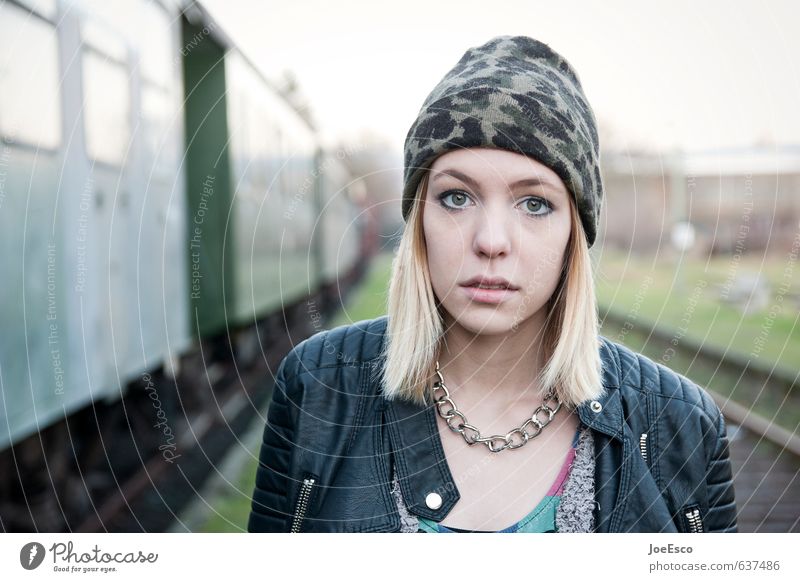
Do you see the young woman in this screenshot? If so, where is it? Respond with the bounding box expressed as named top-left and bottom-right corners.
top-left (248, 36), bottom-right (738, 533)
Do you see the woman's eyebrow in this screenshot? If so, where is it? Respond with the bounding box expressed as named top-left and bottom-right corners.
top-left (432, 169), bottom-right (481, 189)
top-left (432, 168), bottom-right (563, 193)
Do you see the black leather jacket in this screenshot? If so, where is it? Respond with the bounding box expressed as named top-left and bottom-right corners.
top-left (248, 316), bottom-right (738, 533)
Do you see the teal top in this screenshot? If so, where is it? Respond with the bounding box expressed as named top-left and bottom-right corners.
top-left (417, 425), bottom-right (582, 533)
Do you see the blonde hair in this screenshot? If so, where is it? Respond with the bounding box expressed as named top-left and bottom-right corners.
top-left (381, 170), bottom-right (604, 409)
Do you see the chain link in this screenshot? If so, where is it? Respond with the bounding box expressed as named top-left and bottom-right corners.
top-left (431, 360), bottom-right (561, 453)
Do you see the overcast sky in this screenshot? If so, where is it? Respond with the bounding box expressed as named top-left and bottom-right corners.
top-left (201, 0), bottom-right (800, 155)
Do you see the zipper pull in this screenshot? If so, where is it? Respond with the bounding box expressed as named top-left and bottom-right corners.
top-left (639, 432), bottom-right (648, 463)
top-left (290, 477), bottom-right (316, 533)
top-left (684, 506), bottom-right (705, 533)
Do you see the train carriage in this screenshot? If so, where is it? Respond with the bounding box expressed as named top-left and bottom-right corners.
top-left (0, 0), bottom-right (372, 531)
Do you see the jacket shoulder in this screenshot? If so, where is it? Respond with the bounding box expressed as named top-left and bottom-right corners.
top-left (279, 315), bottom-right (388, 382)
top-left (598, 335), bottom-right (722, 424)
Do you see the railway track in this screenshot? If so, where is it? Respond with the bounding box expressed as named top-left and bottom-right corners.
top-left (726, 421), bottom-right (800, 532)
top-left (73, 269), bottom-right (363, 533)
top-left (74, 320), bottom-right (300, 533)
top-left (602, 308), bottom-right (800, 532)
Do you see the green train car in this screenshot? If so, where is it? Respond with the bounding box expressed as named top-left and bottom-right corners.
top-left (0, 0), bottom-right (372, 531)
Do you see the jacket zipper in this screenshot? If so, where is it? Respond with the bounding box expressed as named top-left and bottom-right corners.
top-left (684, 506), bottom-right (704, 533)
top-left (639, 432), bottom-right (648, 463)
top-left (290, 477), bottom-right (316, 533)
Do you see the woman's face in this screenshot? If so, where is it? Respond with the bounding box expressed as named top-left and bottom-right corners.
top-left (422, 147), bottom-right (572, 337)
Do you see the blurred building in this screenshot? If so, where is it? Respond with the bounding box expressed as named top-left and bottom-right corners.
top-left (600, 146), bottom-right (800, 256)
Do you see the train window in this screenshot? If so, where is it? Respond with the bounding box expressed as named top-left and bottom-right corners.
top-left (137, 1), bottom-right (172, 88)
top-left (141, 84), bottom-right (175, 178)
top-left (82, 51), bottom-right (131, 166)
top-left (81, 18), bottom-right (127, 63)
top-left (0, 4), bottom-right (61, 148)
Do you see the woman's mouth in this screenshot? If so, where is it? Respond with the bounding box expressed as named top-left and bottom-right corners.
top-left (460, 283), bottom-right (518, 304)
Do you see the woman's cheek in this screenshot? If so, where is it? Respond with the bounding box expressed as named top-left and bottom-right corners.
top-left (429, 228), bottom-right (457, 266)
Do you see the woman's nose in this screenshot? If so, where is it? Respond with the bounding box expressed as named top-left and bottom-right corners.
top-left (472, 205), bottom-right (512, 258)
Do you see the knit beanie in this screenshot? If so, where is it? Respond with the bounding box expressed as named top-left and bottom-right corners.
top-left (402, 35), bottom-right (603, 247)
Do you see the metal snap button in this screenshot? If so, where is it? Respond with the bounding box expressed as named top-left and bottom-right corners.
top-left (590, 400), bottom-right (603, 413)
top-left (425, 492), bottom-right (442, 510)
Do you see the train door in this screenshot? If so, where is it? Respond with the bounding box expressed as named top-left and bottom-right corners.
top-left (181, 16), bottom-right (234, 339)
top-left (80, 19), bottom-right (135, 393)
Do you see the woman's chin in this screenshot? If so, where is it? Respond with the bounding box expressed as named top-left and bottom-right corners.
top-left (446, 308), bottom-right (522, 337)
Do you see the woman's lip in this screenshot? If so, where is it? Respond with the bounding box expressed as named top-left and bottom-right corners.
top-left (460, 285), bottom-right (518, 304)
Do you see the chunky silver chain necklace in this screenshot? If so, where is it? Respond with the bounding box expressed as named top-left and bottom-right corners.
top-left (432, 360), bottom-right (562, 453)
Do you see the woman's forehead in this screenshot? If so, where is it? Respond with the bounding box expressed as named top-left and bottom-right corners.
top-left (429, 148), bottom-right (567, 194)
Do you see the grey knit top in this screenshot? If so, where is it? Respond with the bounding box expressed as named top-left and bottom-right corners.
top-left (390, 425), bottom-right (596, 533)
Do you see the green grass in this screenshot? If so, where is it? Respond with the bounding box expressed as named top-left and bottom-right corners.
top-left (595, 248), bottom-right (800, 372)
top-left (595, 247), bottom-right (800, 433)
top-left (197, 450), bottom-right (264, 533)
top-left (328, 251), bottom-right (394, 327)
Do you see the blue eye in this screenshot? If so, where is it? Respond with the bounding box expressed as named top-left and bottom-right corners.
top-left (438, 190), bottom-right (473, 209)
top-left (437, 190), bottom-right (553, 217)
top-left (519, 197), bottom-right (553, 216)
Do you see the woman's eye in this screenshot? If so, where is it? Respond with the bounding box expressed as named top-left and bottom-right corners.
top-left (439, 190), bottom-right (472, 209)
top-left (520, 197), bottom-right (552, 216)
top-left (437, 191), bottom-right (552, 216)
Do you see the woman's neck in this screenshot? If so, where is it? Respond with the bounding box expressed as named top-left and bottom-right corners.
top-left (437, 313), bottom-right (548, 404)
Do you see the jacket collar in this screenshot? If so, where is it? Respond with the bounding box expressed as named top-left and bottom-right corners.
top-left (576, 335), bottom-right (623, 439)
top-left (380, 333), bottom-right (624, 520)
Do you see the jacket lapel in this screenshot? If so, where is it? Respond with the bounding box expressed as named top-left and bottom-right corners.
top-left (576, 336), bottom-right (627, 531)
top-left (383, 395), bottom-right (460, 520)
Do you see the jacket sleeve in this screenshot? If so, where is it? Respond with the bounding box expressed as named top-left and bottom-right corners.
top-left (701, 398), bottom-right (738, 533)
top-left (247, 350), bottom-right (301, 532)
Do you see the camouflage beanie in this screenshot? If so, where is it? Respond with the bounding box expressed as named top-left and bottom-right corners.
top-left (402, 35), bottom-right (603, 247)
